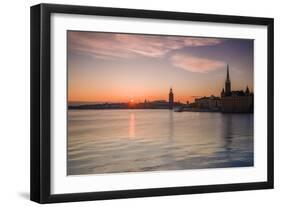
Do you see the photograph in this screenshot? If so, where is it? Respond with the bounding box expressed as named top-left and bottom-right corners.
top-left (30, 3), bottom-right (274, 203)
top-left (67, 31), bottom-right (254, 175)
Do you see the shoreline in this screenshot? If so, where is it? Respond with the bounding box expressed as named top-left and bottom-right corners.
top-left (68, 107), bottom-right (253, 114)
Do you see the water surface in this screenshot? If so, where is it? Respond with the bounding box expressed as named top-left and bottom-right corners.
top-left (67, 109), bottom-right (253, 175)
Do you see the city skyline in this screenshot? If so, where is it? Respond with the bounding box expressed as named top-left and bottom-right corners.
top-left (68, 31), bottom-right (253, 103)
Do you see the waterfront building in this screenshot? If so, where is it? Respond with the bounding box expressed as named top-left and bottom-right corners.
top-left (169, 88), bottom-right (174, 110)
top-left (220, 65), bottom-right (253, 113)
top-left (195, 95), bottom-right (221, 110)
top-left (151, 100), bottom-right (169, 109)
top-left (195, 97), bottom-right (209, 108)
top-left (209, 95), bottom-right (221, 109)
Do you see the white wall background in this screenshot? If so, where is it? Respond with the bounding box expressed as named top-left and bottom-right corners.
top-left (0, 0), bottom-right (279, 206)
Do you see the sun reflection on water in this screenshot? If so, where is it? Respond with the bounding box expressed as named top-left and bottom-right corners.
top-left (129, 112), bottom-right (136, 138)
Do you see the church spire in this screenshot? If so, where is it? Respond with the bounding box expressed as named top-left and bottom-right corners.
top-left (225, 64), bottom-right (231, 96)
top-left (226, 64), bottom-right (230, 82)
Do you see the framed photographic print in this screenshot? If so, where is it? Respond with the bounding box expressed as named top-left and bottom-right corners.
top-left (30, 3), bottom-right (274, 203)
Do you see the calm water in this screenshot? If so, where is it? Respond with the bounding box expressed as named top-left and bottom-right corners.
top-left (67, 109), bottom-right (253, 175)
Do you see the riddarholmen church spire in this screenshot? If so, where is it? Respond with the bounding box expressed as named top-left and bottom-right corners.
top-left (225, 64), bottom-right (231, 96)
top-left (226, 64), bottom-right (230, 82)
top-left (220, 63), bottom-right (253, 113)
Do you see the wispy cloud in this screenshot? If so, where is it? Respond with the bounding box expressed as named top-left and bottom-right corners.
top-left (68, 32), bottom-right (224, 59)
top-left (171, 53), bottom-right (225, 73)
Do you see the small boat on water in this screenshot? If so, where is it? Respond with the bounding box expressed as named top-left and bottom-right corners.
top-left (174, 106), bottom-right (183, 112)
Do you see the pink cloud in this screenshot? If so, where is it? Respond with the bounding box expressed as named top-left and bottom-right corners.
top-left (68, 32), bottom-right (224, 59)
top-left (68, 32), bottom-right (136, 59)
top-left (171, 53), bottom-right (225, 73)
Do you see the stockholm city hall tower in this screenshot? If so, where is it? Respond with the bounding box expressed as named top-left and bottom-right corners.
top-left (169, 88), bottom-right (174, 109)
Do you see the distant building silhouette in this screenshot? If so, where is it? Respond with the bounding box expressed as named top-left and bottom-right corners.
top-left (245, 85), bottom-right (250, 95)
top-left (220, 64), bottom-right (253, 113)
top-left (224, 64), bottom-right (231, 96)
top-left (69, 64), bottom-right (253, 113)
top-left (195, 95), bottom-right (221, 110)
top-left (169, 88), bottom-right (174, 110)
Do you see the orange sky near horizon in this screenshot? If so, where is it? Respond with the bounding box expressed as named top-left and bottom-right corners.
top-left (67, 31), bottom-right (254, 104)
top-left (68, 92), bottom-right (197, 103)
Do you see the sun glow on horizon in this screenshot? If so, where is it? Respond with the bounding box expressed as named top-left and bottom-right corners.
top-left (128, 98), bottom-right (136, 106)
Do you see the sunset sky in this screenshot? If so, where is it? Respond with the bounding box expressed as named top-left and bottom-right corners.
top-left (68, 31), bottom-right (253, 103)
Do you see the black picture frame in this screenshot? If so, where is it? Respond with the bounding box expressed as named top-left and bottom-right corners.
top-left (30, 3), bottom-right (274, 204)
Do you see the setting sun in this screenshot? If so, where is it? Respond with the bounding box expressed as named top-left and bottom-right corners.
top-left (128, 99), bottom-right (135, 107)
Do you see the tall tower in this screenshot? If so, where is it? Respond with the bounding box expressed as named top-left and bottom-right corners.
top-left (221, 88), bottom-right (225, 97)
top-left (225, 64), bottom-right (231, 96)
top-left (169, 88), bottom-right (174, 110)
top-left (245, 85), bottom-right (250, 95)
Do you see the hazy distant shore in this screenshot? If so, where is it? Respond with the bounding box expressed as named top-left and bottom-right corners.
top-left (68, 102), bottom-right (185, 110)
top-left (68, 105), bottom-right (252, 113)
top-left (68, 105), bottom-right (176, 110)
